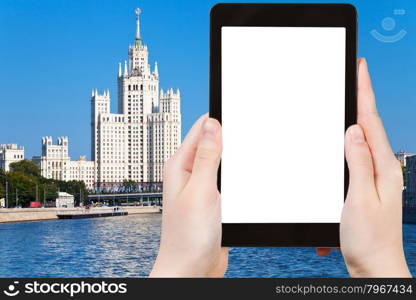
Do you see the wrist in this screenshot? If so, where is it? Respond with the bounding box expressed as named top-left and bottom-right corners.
top-left (349, 266), bottom-right (412, 278)
top-left (150, 256), bottom-right (203, 278)
top-left (150, 250), bottom-right (225, 278)
top-left (347, 250), bottom-right (412, 278)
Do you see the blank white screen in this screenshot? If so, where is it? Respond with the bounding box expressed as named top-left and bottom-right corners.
top-left (221, 27), bottom-right (346, 223)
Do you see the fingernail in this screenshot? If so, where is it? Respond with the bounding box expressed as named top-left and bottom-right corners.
top-left (350, 125), bottom-right (365, 144)
top-left (358, 58), bottom-right (366, 78)
top-left (202, 118), bottom-right (219, 138)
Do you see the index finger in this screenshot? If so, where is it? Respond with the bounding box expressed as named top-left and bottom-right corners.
top-left (356, 58), bottom-right (397, 176)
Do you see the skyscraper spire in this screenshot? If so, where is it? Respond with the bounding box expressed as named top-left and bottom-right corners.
top-left (135, 8), bottom-right (141, 41)
top-left (118, 62), bottom-right (122, 77)
top-left (124, 60), bottom-right (128, 76)
top-left (154, 61), bottom-right (159, 77)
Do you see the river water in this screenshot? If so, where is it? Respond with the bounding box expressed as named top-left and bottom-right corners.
top-left (0, 214), bottom-right (414, 277)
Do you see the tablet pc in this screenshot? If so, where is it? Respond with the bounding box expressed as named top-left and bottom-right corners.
top-left (210, 3), bottom-right (357, 247)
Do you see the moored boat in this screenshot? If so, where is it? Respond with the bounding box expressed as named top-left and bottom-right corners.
top-left (57, 207), bottom-right (127, 219)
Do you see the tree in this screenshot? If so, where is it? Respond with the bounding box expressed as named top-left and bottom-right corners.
top-left (2, 160), bottom-right (89, 207)
top-left (0, 182), bottom-right (3, 199)
top-left (6, 171), bottom-right (37, 207)
top-left (0, 168), bottom-right (5, 199)
top-left (9, 160), bottom-right (40, 177)
top-left (122, 179), bottom-right (136, 192)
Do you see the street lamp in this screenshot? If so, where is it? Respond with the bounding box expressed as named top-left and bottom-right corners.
top-left (5, 180), bottom-right (8, 208)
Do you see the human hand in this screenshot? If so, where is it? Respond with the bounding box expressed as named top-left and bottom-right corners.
top-left (317, 58), bottom-right (411, 277)
top-left (150, 115), bottom-right (228, 277)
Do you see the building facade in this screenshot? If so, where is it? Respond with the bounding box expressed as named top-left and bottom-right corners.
top-left (33, 136), bottom-right (69, 180)
top-left (395, 150), bottom-right (415, 167)
top-left (404, 155), bottom-right (416, 206)
top-left (32, 137), bottom-right (95, 189)
top-left (0, 144), bottom-right (25, 171)
top-left (91, 8), bottom-right (181, 187)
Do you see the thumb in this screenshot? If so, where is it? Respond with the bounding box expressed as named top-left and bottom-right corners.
top-left (345, 125), bottom-right (376, 199)
top-left (190, 118), bottom-right (222, 188)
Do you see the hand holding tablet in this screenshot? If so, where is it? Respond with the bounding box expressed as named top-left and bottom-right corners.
top-left (338, 59), bottom-right (410, 277)
top-left (151, 3), bottom-right (411, 278)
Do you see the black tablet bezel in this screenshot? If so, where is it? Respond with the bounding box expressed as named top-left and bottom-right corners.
top-left (209, 3), bottom-right (357, 247)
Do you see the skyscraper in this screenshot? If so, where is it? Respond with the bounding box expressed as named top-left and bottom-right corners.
top-left (91, 8), bottom-right (181, 188)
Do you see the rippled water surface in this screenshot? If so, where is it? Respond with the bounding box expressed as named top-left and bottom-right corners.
top-left (0, 215), bottom-right (414, 277)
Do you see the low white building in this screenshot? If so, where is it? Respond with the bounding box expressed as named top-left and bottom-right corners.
top-left (0, 144), bottom-right (25, 171)
top-left (32, 137), bottom-right (96, 189)
top-left (55, 192), bottom-right (74, 208)
top-left (63, 156), bottom-right (95, 189)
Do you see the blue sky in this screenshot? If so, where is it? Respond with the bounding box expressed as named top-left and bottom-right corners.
top-left (0, 0), bottom-right (415, 159)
